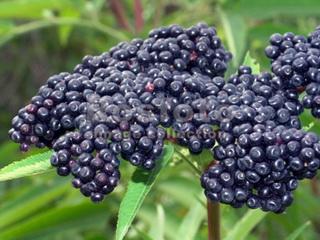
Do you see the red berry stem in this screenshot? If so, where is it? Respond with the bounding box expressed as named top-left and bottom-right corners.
top-left (109, 0), bottom-right (131, 32)
top-left (134, 0), bottom-right (144, 33)
top-left (166, 134), bottom-right (177, 144)
top-left (206, 159), bottom-right (220, 240)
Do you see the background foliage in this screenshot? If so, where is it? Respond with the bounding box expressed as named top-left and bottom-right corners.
top-left (0, 0), bottom-right (320, 239)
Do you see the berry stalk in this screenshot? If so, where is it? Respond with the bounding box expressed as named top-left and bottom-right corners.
top-left (207, 200), bottom-right (220, 240)
top-left (311, 178), bottom-right (320, 196)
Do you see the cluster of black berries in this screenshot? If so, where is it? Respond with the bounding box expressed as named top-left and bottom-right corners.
top-left (8, 23), bottom-right (320, 212)
top-left (200, 66), bottom-right (312, 213)
top-left (51, 131), bottom-right (120, 202)
top-left (202, 126), bottom-right (320, 212)
top-left (265, 27), bottom-right (320, 117)
top-left (8, 23), bottom-right (231, 202)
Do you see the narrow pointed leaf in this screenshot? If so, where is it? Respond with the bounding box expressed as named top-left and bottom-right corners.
top-left (115, 144), bottom-right (174, 240)
top-left (285, 221), bottom-right (311, 240)
top-left (176, 195), bottom-right (206, 240)
top-left (224, 210), bottom-right (267, 240)
top-left (219, 9), bottom-right (247, 66)
top-left (133, 227), bottom-right (154, 240)
top-left (158, 176), bottom-right (200, 207)
top-left (0, 201), bottom-right (112, 240)
top-left (57, 9), bottom-right (80, 46)
top-left (138, 204), bottom-right (180, 240)
top-left (149, 204), bottom-right (165, 240)
top-left (0, 18), bottom-right (128, 48)
top-left (0, 180), bottom-right (69, 230)
top-left (0, 151), bottom-right (53, 181)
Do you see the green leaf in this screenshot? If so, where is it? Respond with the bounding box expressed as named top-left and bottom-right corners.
top-left (0, 17), bottom-right (128, 48)
top-left (223, 0), bottom-right (320, 20)
top-left (243, 52), bottom-right (261, 74)
top-left (176, 195), bottom-right (206, 240)
top-left (0, 201), bottom-right (112, 240)
top-left (300, 111), bottom-right (320, 135)
top-left (58, 20), bottom-right (74, 46)
top-left (133, 226), bottom-right (154, 240)
top-left (218, 9), bottom-right (247, 67)
top-left (138, 204), bottom-right (180, 240)
top-left (0, 180), bottom-right (69, 230)
top-left (302, 122), bottom-right (315, 131)
top-left (285, 221), bottom-right (311, 240)
top-left (115, 144), bottom-right (174, 240)
top-left (0, 142), bottom-right (20, 167)
top-left (0, 0), bottom-right (84, 45)
top-left (0, 0), bottom-right (83, 19)
top-left (0, 142), bottom-right (47, 168)
top-left (0, 151), bottom-right (53, 181)
top-left (157, 176), bottom-right (200, 207)
top-left (0, 20), bottom-right (14, 35)
top-left (57, 9), bottom-right (80, 46)
top-left (224, 210), bottom-right (267, 240)
top-left (149, 204), bottom-right (165, 240)
top-left (172, 144), bottom-right (202, 174)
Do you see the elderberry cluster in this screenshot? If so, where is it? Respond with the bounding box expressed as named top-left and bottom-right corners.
top-left (203, 125), bottom-right (320, 212)
top-left (200, 66), bottom-right (311, 213)
top-left (265, 27), bottom-right (320, 117)
top-left (7, 23), bottom-right (320, 213)
top-left (8, 23), bottom-right (230, 202)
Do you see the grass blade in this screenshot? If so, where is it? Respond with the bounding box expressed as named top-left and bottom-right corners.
top-left (0, 17), bottom-right (128, 48)
top-left (224, 210), bottom-right (267, 240)
top-left (218, 9), bottom-right (247, 66)
top-left (148, 204), bottom-right (165, 240)
top-left (176, 195), bottom-right (206, 240)
top-left (0, 180), bottom-right (69, 230)
top-left (285, 221), bottom-right (311, 240)
top-left (0, 201), bottom-right (112, 240)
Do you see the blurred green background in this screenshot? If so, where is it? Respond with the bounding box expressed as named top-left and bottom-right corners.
top-left (1, 0), bottom-right (320, 239)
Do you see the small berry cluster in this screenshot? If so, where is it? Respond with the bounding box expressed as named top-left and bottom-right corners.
top-left (200, 66), bottom-right (311, 213)
top-left (265, 27), bottom-right (320, 117)
top-left (8, 24), bottom-right (320, 212)
top-left (8, 72), bottom-right (88, 151)
top-left (51, 131), bottom-right (120, 202)
top-left (120, 124), bottom-right (166, 170)
top-left (203, 126), bottom-right (320, 213)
